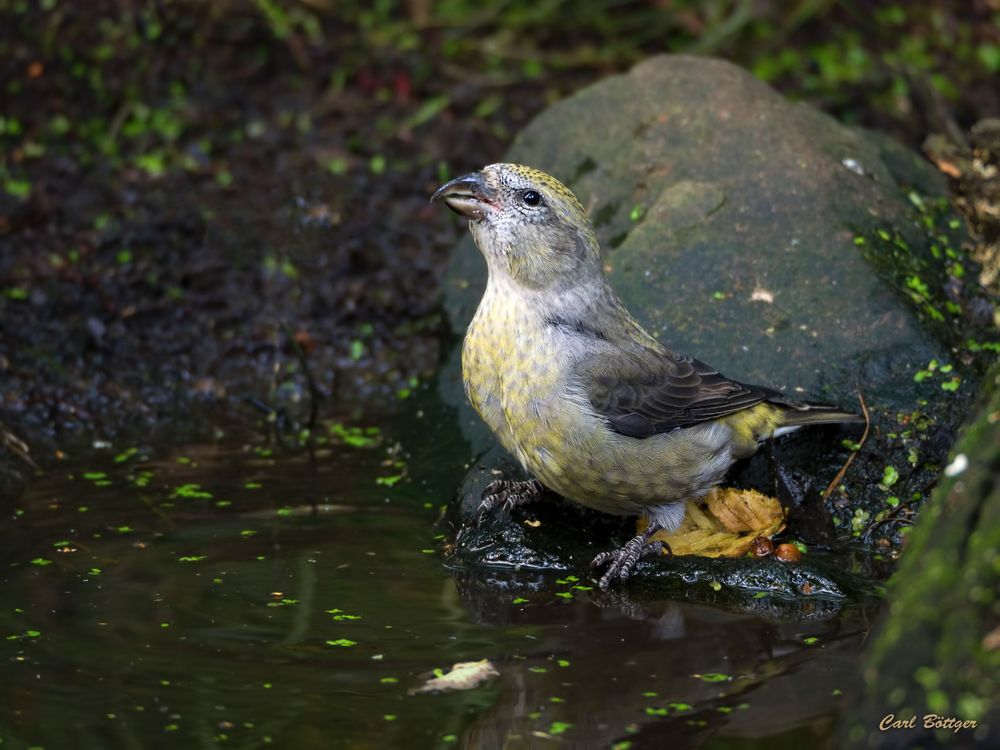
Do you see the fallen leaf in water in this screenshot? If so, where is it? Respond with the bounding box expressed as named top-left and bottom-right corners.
top-left (410, 659), bottom-right (499, 695)
top-left (641, 487), bottom-right (785, 557)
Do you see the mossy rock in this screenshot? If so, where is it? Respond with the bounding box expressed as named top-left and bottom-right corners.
top-left (434, 55), bottom-right (997, 590)
top-left (841, 365), bottom-right (1000, 746)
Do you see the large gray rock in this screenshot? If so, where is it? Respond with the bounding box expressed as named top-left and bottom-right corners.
top-left (436, 55), bottom-right (995, 589)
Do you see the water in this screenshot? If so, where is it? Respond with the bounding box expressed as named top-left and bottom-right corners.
top-left (0, 430), bottom-right (876, 749)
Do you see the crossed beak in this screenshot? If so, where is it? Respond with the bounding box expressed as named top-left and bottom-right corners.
top-left (431, 171), bottom-right (494, 221)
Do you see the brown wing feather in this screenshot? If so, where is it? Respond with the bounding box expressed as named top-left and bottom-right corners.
top-left (582, 347), bottom-right (779, 438)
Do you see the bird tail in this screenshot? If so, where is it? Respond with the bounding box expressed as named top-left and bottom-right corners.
top-left (771, 398), bottom-right (865, 431)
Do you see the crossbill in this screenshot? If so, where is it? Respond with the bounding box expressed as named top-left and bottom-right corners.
top-left (433, 164), bottom-right (862, 589)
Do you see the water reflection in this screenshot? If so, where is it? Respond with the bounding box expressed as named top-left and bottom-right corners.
top-left (451, 570), bottom-right (870, 749)
top-left (0, 440), bottom-right (874, 749)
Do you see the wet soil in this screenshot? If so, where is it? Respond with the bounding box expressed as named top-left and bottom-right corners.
top-left (2, 2), bottom-right (998, 461)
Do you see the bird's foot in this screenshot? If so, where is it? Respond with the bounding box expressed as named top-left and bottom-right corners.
top-left (478, 478), bottom-right (543, 517)
top-left (591, 526), bottom-right (670, 590)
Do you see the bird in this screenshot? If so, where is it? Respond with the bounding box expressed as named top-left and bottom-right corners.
top-left (432, 163), bottom-right (863, 589)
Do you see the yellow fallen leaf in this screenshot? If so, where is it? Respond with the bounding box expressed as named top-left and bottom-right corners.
top-left (641, 487), bottom-right (785, 558)
top-left (410, 659), bottom-right (499, 695)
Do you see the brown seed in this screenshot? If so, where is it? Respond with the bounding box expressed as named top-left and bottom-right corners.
top-left (774, 543), bottom-right (803, 563)
top-left (749, 536), bottom-right (774, 557)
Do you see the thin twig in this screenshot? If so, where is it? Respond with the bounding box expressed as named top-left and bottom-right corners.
top-left (863, 503), bottom-right (915, 537)
top-left (821, 386), bottom-right (871, 503)
top-left (282, 323), bottom-right (321, 435)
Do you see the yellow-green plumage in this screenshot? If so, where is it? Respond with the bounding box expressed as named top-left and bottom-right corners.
top-left (462, 275), bottom-right (770, 518)
top-left (434, 163), bottom-right (862, 585)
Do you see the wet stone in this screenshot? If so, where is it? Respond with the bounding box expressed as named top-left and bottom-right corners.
top-left (448, 447), bottom-right (874, 608)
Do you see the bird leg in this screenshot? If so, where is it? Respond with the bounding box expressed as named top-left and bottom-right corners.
top-left (591, 522), bottom-right (670, 590)
top-left (478, 478), bottom-right (543, 516)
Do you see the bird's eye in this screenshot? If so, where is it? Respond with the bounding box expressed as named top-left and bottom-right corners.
top-left (522, 190), bottom-right (541, 207)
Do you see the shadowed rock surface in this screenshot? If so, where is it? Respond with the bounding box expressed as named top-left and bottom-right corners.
top-left (436, 55), bottom-right (997, 596)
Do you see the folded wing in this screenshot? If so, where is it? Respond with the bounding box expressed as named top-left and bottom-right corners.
top-left (580, 346), bottom-right (780, 438)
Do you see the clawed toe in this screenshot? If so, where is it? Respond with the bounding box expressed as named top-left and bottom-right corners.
top-left (591, 530), bottom-right (669, 590)
top-left (477, 478), bottom-right (543, 518)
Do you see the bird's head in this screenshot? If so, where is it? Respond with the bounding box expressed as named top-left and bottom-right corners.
top-left (432, 163), bottom-right (602, 290)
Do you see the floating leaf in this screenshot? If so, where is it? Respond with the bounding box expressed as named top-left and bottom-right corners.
top-left (693, 672), bottom-right (732, 683)
top-left (172, 483), bottom-right (213, 499)
top-left (410, 659), bottom-right (498, 695)
top-left (330, 423), bottom-right (379, 448)
top-left (114, 447), bottom-right (139, 463)
top-left (548, 722), bottom-right (572, 736)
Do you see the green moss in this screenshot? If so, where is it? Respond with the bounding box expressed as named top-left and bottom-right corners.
top-left (860, 364), bottom-right (1000, 732)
